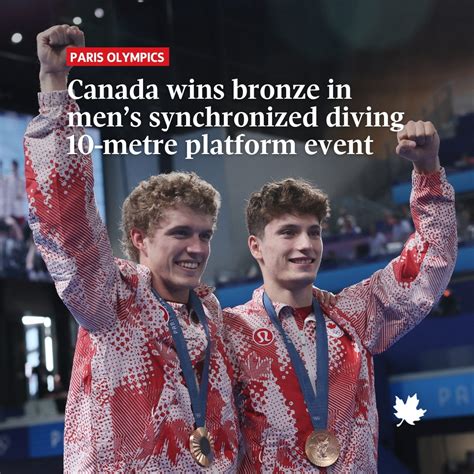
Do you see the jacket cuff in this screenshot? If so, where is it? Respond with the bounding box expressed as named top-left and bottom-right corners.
top-left (38, 90), bottom-right (71, 112)
top-left (412, 167), bottom-right (447, 189)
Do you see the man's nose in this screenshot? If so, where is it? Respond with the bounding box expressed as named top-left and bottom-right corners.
top-left (187, 235), bottom-right (207, 254)
top-left (296, 233), bottom-right (313, 250)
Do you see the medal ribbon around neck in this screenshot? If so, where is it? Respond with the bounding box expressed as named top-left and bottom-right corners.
top-left (263, 292), bottom-right (329, 430)
top-left (152, 288), bottom-right (211, 430)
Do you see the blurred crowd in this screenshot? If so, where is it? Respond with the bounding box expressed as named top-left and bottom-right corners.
top-left (0, 159), bottom-right (50, 281)
top-left (319, 194), bottom-right (474, 270)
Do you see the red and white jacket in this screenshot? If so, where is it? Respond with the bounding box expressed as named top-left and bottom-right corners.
top-left (224, 169), bottom-right (456, 473)
top-left (24, 91), bottom-right (239, 473)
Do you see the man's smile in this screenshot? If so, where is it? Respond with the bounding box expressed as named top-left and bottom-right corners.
top-left (288, 257), bottom-right (316, 265)
top-left (175, 260), bottom-right (200, 270)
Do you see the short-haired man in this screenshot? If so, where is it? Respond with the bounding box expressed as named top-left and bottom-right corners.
top-left (224, 122), bottom-right (457, 472)
top-left (25, 25), bottom-right (238, 472)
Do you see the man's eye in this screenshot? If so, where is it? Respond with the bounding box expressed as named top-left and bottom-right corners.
top-left (309, 230), bottom-right (321, 237)
top-left (281, 230), bottom-right (295, 236)
top-left (200, 233), bottom-right (213, 241)
top-left (173, 230), bottom-right (190, 238)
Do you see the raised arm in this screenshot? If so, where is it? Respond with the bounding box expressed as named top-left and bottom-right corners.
top-left (333, 121), bottom-right (457, 354)
top-left (25, 25), bottom-right (118, 332)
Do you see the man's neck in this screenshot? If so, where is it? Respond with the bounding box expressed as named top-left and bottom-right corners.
top-left (151, 274), bottom-right (190, 304)
top-left (263, 281), bottom-right (313, 308)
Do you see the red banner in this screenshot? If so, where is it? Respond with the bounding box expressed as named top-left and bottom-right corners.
top-left (66, 47), bottom-right (170, 66)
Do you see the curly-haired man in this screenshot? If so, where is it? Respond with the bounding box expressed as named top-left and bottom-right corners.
top-left (25, 25), bottom-right (238, 472)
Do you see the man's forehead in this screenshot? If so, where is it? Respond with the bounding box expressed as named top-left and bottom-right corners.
top-left (156, 205), bottom-right (214, 228)
top-left (266, 213), bottom-right (321, 228)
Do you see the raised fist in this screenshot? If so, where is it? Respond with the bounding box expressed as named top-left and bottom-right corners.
top-left (37, 24), bottom-right (85, 75)
top-left (396, 120), bottom-right (440, 172)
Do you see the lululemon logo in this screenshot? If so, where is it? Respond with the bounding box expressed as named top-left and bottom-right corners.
top-left (253, 328), bottom-right (274, 346)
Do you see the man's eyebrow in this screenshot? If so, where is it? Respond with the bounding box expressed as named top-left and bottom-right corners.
top-left (165, 225), bottom-right (192, 233)
top-left (276, 224), bottom-right (300, 231)
top-left (276, 223), bottom-right (321, 230)
top-left (165, 225), bottom-right (214, 234)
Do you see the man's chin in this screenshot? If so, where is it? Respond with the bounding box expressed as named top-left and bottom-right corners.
top-left (279, 274), bottom-right (317, 291)
top-left (296, 271), bottom-right (319, 285)
top-left (178, 276), bottom-right (203, 290)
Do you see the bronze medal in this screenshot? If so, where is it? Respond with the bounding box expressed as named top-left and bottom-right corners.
top-left (189, 426), bottom-right (214, 467)
top-left (305, 430), bottom-right (340, 467)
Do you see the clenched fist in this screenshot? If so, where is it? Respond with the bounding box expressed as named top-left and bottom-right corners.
top-left (396, 120), bottom-right (441, 174)
top-left (37, 24), bottom-right (85, 92)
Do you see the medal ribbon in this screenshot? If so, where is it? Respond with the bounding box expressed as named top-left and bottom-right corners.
top-left (152, 288), bottom-right (211, 429)
top-left (263, 292), bottom-right (329, 430)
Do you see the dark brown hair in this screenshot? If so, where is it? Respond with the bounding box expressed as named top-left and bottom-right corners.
top-left (246, 178), bottom-right (330, 237)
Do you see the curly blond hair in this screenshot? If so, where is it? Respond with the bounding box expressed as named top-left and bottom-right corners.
top-left (246, 178), bottom-right (330, 237)
top-left (121, 172), bottom-right (221, 262)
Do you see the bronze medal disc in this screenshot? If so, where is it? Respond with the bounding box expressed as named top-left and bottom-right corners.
top-left (189, 426), bottom-right (214, 467)
top-left (305, 430), bottom-right (340, 467)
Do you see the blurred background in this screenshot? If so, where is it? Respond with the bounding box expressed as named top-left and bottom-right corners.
top-left (0, 0), bottom-right (473, 472)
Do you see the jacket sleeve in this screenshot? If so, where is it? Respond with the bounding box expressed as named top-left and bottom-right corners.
top-left (24, 90), bottom-right (119, 332)
top-left (332, 168), bottom-right (457, 354)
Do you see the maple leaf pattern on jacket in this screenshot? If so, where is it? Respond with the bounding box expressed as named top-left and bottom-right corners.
top-left (224, 168), bottom-right (456, 473)
top-left (24, 91), bottom-right (239, 473)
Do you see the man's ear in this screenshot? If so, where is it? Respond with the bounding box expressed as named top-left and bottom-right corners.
top-left (248, 234), bottom-right (263, 261)
top-left (130, 228), bottom-right (148, 258)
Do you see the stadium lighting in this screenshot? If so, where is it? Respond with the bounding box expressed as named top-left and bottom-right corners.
top-left (45, 336), bottom-right (55, 371)
top-left (11, 33), bottom-right (23, 44)
top-left (94, 8), bottom-right (105, 18)
top-left (73, 16), bottom-right (83, 25)
top-left (22, 316), bottom-right (52, 327)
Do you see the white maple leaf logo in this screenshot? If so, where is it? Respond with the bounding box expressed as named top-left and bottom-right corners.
top-left (393, 393), bottom-right (427, 427)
